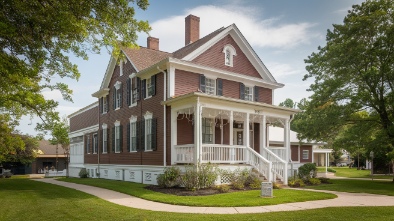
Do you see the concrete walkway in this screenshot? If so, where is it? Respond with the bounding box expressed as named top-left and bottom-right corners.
top-left (34, 178), bottom-right (394, 214)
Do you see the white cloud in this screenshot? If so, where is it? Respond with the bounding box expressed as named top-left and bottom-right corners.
top-left (41, 90), bottom-right (63, 101)
top-left (148, 5), bottom-right (317, 52)
top-left (266, 62), bottom-right (304, 79)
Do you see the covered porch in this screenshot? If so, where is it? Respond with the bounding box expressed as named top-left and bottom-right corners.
top-left (164, 93), bottom-right (299, 184)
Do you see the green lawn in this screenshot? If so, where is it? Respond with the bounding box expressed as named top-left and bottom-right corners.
top-left (305, 179), bottom-right (394, 196)
top-left (1, 178), bottom-right (394, 221)
top-left (59, 178), bottom-right (335, 207)
top-left (318, 167), bottom-right (393, 179)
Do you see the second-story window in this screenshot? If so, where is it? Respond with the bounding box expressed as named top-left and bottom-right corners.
top-left (240, 83), bottom-right (253, 101)
top-left (113, 81), bottom-right (122, 110)
top-left (205, 78), bottom-right (215, 95)
top-left (112, 121), bottom-right (122, 153)
top-left (200, 75), bottom-right (222, 96)
top-left (143, 75), bottom-right (156, 99)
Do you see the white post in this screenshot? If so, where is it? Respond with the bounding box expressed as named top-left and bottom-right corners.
top-left (325, 153), bottom-right (328, 174)
top-left (245, 113), bottom-right (250, 148)
top-left (229, 111), bottom-right (233, 145)
top-left (284, 118), bottom-right (290, 185)
top-left (194, 101), bottom-right (201, 164)
top-left (170, 109), bottom-right (178, 165)
top-left (260, 115), bottom-right (266, 155)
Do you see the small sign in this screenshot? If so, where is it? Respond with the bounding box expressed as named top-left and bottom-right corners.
top-left (261, 182), bottom-right (273, 197)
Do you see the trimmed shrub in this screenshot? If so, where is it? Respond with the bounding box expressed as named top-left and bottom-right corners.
top-left (79, 168), bottom-right (89, 178)
top-left (327, 168), bottom-right (336, 173)
top-left (216, 184), bottom-right (230, 193)
top-left (272, 182), bottom-right (282, 189)
top-left (181, 163), bottom-right (218, 190)
top-left (247, 173), bottom-right (262, 189)
top-left (298, 163), bottom-right (317, 179)
top-left (318, 177), bottom-right (332, 184)
top-left (157, 166), bottom-right (181, 188)
top-left (288, 178), bottom-right (305, 187)
top-left (229, 168), bottom-right (249, 190)
top-left (308, 178), bottom-right (321, 185)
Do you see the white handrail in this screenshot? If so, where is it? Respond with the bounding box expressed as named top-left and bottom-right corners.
top-left (261, 146), bottom-right (287, 182)
top-left (245, 146), bottom-right (271, 181)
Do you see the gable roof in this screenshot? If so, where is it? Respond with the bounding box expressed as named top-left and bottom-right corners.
top-left (37, 140), bottom-right (66, 156)
top-left (123, 46), bottom-right (171, 71)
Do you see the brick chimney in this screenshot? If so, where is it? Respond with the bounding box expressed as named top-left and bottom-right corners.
top-left (147, 37), bottom-right (159, 50)
top-left (185, 14), bottom-right (200, 45)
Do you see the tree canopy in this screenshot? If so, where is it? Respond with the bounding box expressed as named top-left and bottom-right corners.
top-left (300, 0), bottom-right (394, 153)
top-left (0, 0), bottom-right (151, 161)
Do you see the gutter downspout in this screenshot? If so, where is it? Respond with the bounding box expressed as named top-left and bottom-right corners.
top-left (97, 99), bottom-right (100, 178)
top-left (157, 66), bottom-right (167, 167)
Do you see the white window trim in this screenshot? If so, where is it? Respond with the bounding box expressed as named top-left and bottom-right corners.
top-left (222, 44), bottom-right (237, 67)
top-left (129, 73), bottom-right (137, 107)
top-left (129, 116), bottom-right (138, 152)
top-left (102, 96), bottom-right (108, 114)
top-left (202, 118), bottom-right (215, 144)
top-left (114, 81), bottom-right (122, 110)
top-left (144, 112), bottom-right (153, 151)
top-left (120, 60), bottom-right (123, 76)
top-left (244, 85), bottom-right (253, 101)
top-left (145, 78), bottom-right (152, 100)
top-left (205, 77), bottom-right (216, 95)
top-left (92, 133), bottom-right (98, 154)
top-left (302, 150), bottom-right (309, 160)
top-left (102, 124), bottom-right (108, 154)
top-left (114, 120), bottom-right (121, 153)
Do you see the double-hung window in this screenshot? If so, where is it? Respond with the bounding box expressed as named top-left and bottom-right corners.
top-left (93, 133), bottom-right (98, 154)
top-left (302, 150), bottom-right (309, 160)
top-left (240, 83), bottom-right (253, 101)
top-left (128, 116), bottom-right (137, 152)
top-left (202, 118), bottom-right (213, 144)
top-left (200, 75), bottom-right (222, 96)
top-left (115, 125), bottom-right (121, 153)
top-left (205, 78), bottom-right (215, 95)
top-left (145, 118), bottom-right (152, 151)
top-left (102, 125), bottom-right (108, 153)
top-left (113, 81), bottom-right (122, 110)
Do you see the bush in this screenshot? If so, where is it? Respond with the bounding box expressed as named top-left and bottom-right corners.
top-left (308, 178), bottom-right (321, 185)
top-left (298, 163), bottom-right (317, 179)
top-left (327, 168), bottom-right (336, 173)
top-left (288, 178), bottom-right (305, 187)
top-left (181, 163), bottom-right (218, 190)
top-left (246, 173), bottom-right (262, 189)
top-left (216, 184), bottom-right (230, 193)
top-left (318, 177), bottom-right (332, 184)
top-left (79, 168), bottom-right (89, 178)
top-left (229, 168), bottom-right (249, 190)
top-left (272, 182), bottom-right (282, 189)
top-left (157, 166), bottom-right (181, 188)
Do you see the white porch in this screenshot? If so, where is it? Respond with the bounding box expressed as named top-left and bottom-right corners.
top-left (165, 93), bottom-right (299, 184)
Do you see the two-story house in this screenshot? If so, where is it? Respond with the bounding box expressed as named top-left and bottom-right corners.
top-left (68, 15), bottom-right (300, 185)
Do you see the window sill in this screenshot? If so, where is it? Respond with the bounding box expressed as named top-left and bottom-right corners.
top-left (115, 151), bottom-right (121, 153)
top-left (144, 150), bottom-right (153, 152)
top-left (129, 103), bottom-right (137, 108)
top-left (101, 112), bottom-right (107, 115)
top-left (102, 152), bottom-right (107, 154)
top-left (144, 95), bottom-right (152, 100)
top-left (115, 107), bottom-right (120, 111)
top-left (130, 151), bottom-right (137, 153)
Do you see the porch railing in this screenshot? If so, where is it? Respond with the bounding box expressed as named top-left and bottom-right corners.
top-left (174, 144), bottom-right (194, 163)
top-left (244, 146), bottom-right (271, 181)
top-left (261, 146), bottom-right (287, 182)
top-left (201, 144), bottom-right (245, 164)
top-left (268, 147), bottom-right (286, 161)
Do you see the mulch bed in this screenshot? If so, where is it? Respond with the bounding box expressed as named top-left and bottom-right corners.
top-left (145, 185), bottom-right (255, 196)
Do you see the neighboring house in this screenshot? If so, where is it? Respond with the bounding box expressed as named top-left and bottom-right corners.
top-left (31, 140), bottom-right (67, 174)
top-left (68, 15), bottom-right (300, 185)
top-left (268, 126), bottom-right (332, 173)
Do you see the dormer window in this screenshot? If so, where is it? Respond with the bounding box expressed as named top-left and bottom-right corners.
top-left (223, 44), bottom-right (236, 67)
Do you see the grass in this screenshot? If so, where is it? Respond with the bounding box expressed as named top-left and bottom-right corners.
top-left (59, 178), bottom-right (335, 207)
top-left (318, 167), bottom-right (393, 179)
top-left (305, 179), bottom-right (394, 196)
top-left (1, 178), bottom-right (394, 221)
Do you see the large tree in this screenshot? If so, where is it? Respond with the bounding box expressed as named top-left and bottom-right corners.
top-left (0, 0), bottom-right (150, 160)
top-left (301, 0), bottom-right (394, 153)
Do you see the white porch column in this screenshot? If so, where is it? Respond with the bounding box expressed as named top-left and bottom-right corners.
top-left (194, 101), bottom-right (201, 164)
top-left (284, 118), bottom-right (290, 185)
top-left (325, 153), bottom-right (328, 173)
top-left (170, 109), bottom-right (178, 165)
top-left (245, 113), bottom-right (250, 148)
top-left (260, 115), bottom-right (266, 155)
top-left (229, 111), bottom-right (233, 145)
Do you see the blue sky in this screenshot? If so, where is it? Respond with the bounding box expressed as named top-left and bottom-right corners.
top-left (18, 0), bottom-right (365, 136)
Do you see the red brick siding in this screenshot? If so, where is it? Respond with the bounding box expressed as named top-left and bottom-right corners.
top-left (175, 69), bottom-right (200, 96)
top-left (69, 106), bottom-right (98, 132)
top-left (192, 35), bottom-right (261, 79)
top-left (177, 115), bottom-right (194, 145)
top-left (222, 79), bottom-right (240, 99)
top-left (222, 120), bottom-right (230, 145)
top-left (258, 87), bottom-right (272, 104)
top-left (300, 145), bottom-right (312, 163)
top-left (86, 59), bottom-right (166, 166)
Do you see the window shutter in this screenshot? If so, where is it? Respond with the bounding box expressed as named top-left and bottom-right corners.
top-left (254, 86), bottom-right (259, 102)
top-left (107, 128), bottom-right (110, 153)
top-left (136, 121), bottom-right (141, 151)
top-left (106, 95), bottom-right (109, 111)
top-left (126, 78), bottom-right (131, 106)
top-left (99, 97), bottom-right (103, 113)
top-left (141, 79), bottom-right (146, 99)
top-left (152, 118), bottom-right (157, 151)
top-left (137, 77), bottom-right (141, 101)
top-left (199, 75), bottom-right (206, 93)
top-left (141, 120), bottom-right (145, 151)
top-left (240, 83), bottom-right (245, 100)
top-left (112, 127), bottom-right (115, 153)
top-left (113, 87), bottom-right (116, 109)
top-left (85, 136), bottom-right (88, 153)
top-left (119, 125), bottom-right (123, 152)
top-left (119, 85), bottom-right (123, 107)
top-left (151, 75), bottom-right (156, 96)
top-left (127, 123), bottom-right (130, 152)
top-left (217, 79), bottom-right (223, 96)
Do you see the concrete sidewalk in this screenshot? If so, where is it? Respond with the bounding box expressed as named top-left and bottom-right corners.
top-left (34, 178), bottom-right (394, 214)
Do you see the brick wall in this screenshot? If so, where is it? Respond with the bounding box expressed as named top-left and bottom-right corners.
top-left (175, 69), bottom-right (200, 96)
top-left (300, 145), bottom-right (312, 163)
top-left (258, 87), bottom-right (272, 104)
top-left (192, 35), bottom-right (261, 79)
top-left (69, 106), bottom-right (98, 132)
top-left (177, 115), bottom-right (194, 145)
top-left (291, 145), bottom-right (299, 161)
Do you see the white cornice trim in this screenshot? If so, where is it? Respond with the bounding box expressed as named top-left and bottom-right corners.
top-left (92, 88), bottom-right (109, 98)
top-left (69, 124), bottom-right (99, 138)
top-left (68, 102), bottom-right (98, 119)
top-left (100, 56), bottom-right (117, 89)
